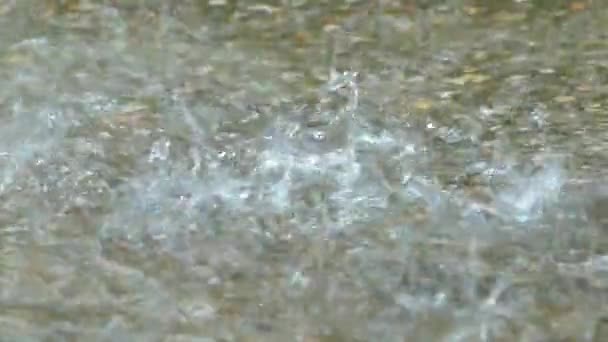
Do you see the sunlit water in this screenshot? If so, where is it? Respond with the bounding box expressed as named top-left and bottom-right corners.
top-left (1, 1), bottom-right (608, 341)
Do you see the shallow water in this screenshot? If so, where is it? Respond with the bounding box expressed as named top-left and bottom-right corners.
top-left (1, 0), bottom-right (608, 341)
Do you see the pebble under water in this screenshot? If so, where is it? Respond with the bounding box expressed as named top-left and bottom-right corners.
top-left (1, 1), bottom-right (608, 341)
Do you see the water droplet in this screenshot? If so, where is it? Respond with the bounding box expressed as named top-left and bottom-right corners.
top-left (148, 138), bottom-right (171, 162)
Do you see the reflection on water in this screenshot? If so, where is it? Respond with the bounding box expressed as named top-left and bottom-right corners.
top-left (1, 0), bottom-right (608, 340)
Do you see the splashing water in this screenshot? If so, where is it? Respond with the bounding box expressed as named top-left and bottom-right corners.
top-left (1, 1), bottom-right (608, 341)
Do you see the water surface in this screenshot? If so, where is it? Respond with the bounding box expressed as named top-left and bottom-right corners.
top-left (1, 0), bottom-right (608, 341)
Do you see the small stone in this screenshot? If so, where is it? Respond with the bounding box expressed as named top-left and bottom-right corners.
top-left (414, 98), bottom-right (433, 111)
top-left (553, 95), bottom-right (576, 103)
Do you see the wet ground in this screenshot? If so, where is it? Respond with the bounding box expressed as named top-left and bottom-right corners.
top-left (1, 0), bottom-right (608, 341)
